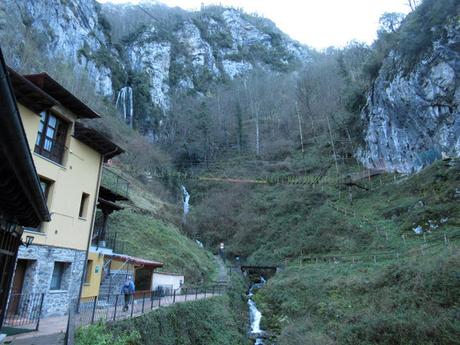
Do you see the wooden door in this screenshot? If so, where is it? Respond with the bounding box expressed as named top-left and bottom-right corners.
top-left (8, 259), bottom-right (27, 314)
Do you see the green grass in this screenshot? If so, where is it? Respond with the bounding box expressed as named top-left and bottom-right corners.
top-left (76, 275), bottom-right (250, 345)
top-left (189, 153), bottom-right (460, 343)
top-left (109, 209), bottom-right (217, 283)
top-left (256, 250), bottom-right (460, 345)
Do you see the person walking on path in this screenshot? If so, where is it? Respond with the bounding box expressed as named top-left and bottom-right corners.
top-left (121, 276), bottom-right (135, 312)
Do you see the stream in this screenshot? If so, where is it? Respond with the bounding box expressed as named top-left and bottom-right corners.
top-left (248, 277), bottom-right (266, 344)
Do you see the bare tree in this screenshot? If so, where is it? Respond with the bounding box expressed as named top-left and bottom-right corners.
top-left (407, 0), bottom-right (421, 11)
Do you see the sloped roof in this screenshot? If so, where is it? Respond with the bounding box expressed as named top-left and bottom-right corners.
top-left (8, 68), bottom-right (57, 113)
top-left (25, 73), bottom-right (100, 119)
top-left (73, 122), bottom-right (124, 160)
top-left (109, 252), bottom-right (164, 269)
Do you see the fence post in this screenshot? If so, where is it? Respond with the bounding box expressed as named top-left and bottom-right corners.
top-left (204, 287), bottom-right (207, 299)
top-left (195, 288), bottom-right (198, 300)
top-left (65, 299), bottom-right (76, 345)
top-left (212, 286), bottom-right (215, 296)
top-left (35, 293), bottom-right (45, 331)
top-left (444, 234), bottom-right (449, 246)
top-left (142, 292), bottom-right (146, 313)
top-left (373, 256), bottom-right (377, 264)
top-left (173, 290), bottom-right (176, 304)
top-left (114, 295), bottom-right (119, 321)
top-left (158, 294), bottom-right (161, 307)
top-left (402, 234), bottom-right (406, 246)
top-left (150, 291), bottom-right (154, 310)
top-left (130, 294), bottom-right (134, 318)
top-left (91, 297), bottom-right (97, 324)
top-left (185, 288), bottom-right (187, 301)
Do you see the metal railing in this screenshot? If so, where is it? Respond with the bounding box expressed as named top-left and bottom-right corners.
top-left (74, 284), bottom-right (226, 327)
top-left (105, 231), bottom-right (125, 254)
top-left (34, 141), bottom-right (67, 165)
top-left (101, 168), bottom-right (130, 199)
top-left (3, 293), bottom-right (44, 330)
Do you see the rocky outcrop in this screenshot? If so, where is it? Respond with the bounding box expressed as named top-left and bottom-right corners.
top-left (106, 4), bottom-right (310, 110)
top-left (125, 25), bottom-right (172, 110)
top-left (0, 0), bottom-right (309, 123)
top-left (0, 0), bottom-right (115, 96)
top-left (359, 20), bottom-right (460, 173)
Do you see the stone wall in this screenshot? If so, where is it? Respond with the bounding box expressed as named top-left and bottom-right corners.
top-left (17, 244), bottom-right (86, 317)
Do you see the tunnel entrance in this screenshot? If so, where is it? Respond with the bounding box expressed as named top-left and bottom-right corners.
top-left (240, 265), bottom-right (278, 282)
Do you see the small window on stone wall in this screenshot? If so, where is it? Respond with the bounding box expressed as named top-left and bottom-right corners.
top-left (50, 262), bottom-right (71, 291)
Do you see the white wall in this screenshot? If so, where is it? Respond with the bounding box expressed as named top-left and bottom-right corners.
top-left (152, 273), bottom-right (184, 293)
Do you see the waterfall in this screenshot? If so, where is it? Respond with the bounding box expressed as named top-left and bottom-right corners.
top-left (181, 185), bottom-right (190, 224)
top-left (115, 86), bottom-right (134, 127)
top-left (248, 277), bottom-right (266, 344)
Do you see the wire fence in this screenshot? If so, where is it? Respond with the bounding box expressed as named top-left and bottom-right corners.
top-left (326, 199), bottom-right (458, 250)
top-left (73, 284), bottom-right (227, 328)
top-left (284, 232), bottom-right (458, 269)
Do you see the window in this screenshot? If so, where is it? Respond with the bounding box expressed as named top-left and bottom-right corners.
top-left (24, 178), bottom-right (53, 233)
top-left (84, 260), bottom-right (93, 284)
top-left (50, 262), bottom-right (69, 290)
top-left (39, 178), bottom-right (52, 204)
top-left (79, 193), bottom-right (90, 219)
top-left (35, 111), bottom-right (69, 164)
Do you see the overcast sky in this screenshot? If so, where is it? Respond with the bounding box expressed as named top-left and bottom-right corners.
top-left (98, 0), bottom-right (411, 49)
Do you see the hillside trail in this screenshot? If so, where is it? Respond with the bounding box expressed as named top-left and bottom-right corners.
top-left (214, 255), bottom-right (229, 283)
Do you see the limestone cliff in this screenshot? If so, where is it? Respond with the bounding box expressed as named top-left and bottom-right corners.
top-left (0, 0), bottom-right (115, 96)
top-left (359, 17), bottom-right (460, 173)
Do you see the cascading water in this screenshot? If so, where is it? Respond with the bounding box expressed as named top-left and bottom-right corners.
top-left (181, 185), bottom-right (190, 224)
top-left (248, 277), bottom-right (267, 344)
top-left (115, 86), bottom-right (134, 127)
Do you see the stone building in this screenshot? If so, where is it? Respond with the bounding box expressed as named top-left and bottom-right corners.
top-left (7, 70), bottom-right (123, 317)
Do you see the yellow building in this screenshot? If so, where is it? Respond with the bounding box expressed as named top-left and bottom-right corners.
top-left (80, 179), bottom-right (163, 301)
top-left (7, 70), bottom-right (123, 317)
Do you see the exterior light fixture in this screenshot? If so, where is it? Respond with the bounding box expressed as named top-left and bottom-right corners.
top-left (25, 236), bottom-right (34, 247)
top-left (21, 235), bottom-right (34, 247)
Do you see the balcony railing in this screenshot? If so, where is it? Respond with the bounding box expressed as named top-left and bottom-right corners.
top-left (92, 225), bottom-right (125, 254)
top-left (34, 141), bottom-right (67, 165)
top-left (106, 231), bottom-right (125, 254)
top-left (101, 167), bottom-right (130, 199)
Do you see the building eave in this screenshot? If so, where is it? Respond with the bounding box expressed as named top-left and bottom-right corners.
top-left (0, 47), bottom-right (50, 227)
top-left (24, 73), bottom-right (101, 119)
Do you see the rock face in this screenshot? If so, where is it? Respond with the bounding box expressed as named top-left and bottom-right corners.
top-left (359, 20), bottom-right (460, 173)
top-left (113, 6), bottom-right (309, 112)
top-left (0, 0), bottom-right (310, 120)
top-left (0, 0), bottom-right (115, 96)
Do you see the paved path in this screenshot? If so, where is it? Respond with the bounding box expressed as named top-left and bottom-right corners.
top-left (4, 292), bottom-right (222, 344)
top-left (214, 255), bottom-right (229, 283)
